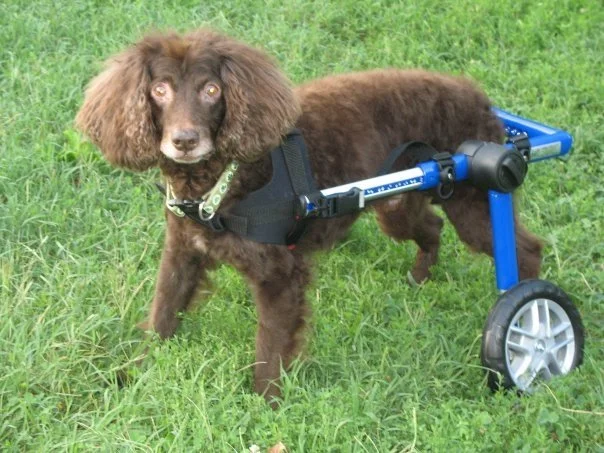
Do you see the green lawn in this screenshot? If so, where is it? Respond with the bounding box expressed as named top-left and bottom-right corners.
top-left (1, 0), bottom-right (603, 451)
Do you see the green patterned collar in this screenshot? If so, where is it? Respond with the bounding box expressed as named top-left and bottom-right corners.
top-left (165, 161), bottom-right (240, 220)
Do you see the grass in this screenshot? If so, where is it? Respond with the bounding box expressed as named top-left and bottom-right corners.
top-left (1, 0), bottom-right (603, 450)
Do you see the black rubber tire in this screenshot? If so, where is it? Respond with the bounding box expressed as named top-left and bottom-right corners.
top-left (481, 279), bottom-right (584, 391)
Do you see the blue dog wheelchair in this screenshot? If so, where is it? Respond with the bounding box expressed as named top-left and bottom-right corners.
top-left (297, 108), bottom-right (584, 392)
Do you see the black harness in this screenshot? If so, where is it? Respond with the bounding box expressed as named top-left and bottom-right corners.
top-left (161, 130), bottom-right (317, 246)
top-left (159, 132), bottom-right (453, 246)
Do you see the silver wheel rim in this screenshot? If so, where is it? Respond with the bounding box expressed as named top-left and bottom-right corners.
top-left (504, 298), bottom-right (576, 391)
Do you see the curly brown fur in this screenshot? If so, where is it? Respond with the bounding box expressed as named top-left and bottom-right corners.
top-left (76, 29), bottom-right (542, 405)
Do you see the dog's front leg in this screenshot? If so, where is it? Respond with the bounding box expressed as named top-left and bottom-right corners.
top-left (145, 230), bottom-right (214, 338)
top-left (253, 280), bottom-right (308, 405)
top-left (245, 254), bottom-right (311, 406)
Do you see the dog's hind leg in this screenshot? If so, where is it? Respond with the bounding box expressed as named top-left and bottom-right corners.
top-left (442, 185), bottom-right (542, 280)
top-left (375, 194), bottom-right (444, 284)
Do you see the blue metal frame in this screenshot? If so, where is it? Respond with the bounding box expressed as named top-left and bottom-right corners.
top-left (488, 191), bottom-right (519, 291)
top-left (316, 108), bottom-right (572, 292)
top-left (492, 109), bottom-right (572, 290)
top-left (494, 107), bottom-right (573, 162)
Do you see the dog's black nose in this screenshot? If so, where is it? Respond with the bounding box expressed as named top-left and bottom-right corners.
top-left (172, 129), bottom-right (200, 153)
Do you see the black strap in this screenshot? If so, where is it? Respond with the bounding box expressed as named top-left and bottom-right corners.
top-left (377, 141), bottom-right (438, 176)
top-left (280, 130), bottom-right (317, 244)
top-left (282, 131), bottom-right (317, 195)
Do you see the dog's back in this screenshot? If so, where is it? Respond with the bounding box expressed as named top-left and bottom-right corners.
top-left (295, 69), bottom-right (503, 189)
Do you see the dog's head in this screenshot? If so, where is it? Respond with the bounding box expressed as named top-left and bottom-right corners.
top-left (76, 30), bottom-right (300, 170)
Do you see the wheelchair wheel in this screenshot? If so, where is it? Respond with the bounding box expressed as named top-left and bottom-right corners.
top-left (481, 279), bottom-right (584, 391)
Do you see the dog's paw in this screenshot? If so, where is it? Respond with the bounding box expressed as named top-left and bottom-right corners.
top-left (407, 270), bottom-right (427, 287)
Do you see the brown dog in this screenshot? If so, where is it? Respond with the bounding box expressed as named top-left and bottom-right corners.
top-left (76, 29), bottom-right (542, 404)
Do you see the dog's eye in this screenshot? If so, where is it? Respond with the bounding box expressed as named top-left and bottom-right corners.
top-left (151, 82), bottom-right (170, 100)
top-left (153, 84), bottom-right (166, 97)
top-left (204, 83), bottom-right (221, 98)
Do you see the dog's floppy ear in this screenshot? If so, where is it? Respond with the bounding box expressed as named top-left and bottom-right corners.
top-left (76, 43), bottom-right (159, 171)
top-left (214, 38), bottom-right (301, 162)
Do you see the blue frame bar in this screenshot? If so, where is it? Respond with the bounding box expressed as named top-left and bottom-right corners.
top-left (493, 108), bottom-right (573, 162)
top-left (488, 191), bottom-right (519, 291)
top-left (417, 154), bottom-right (469, 189)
